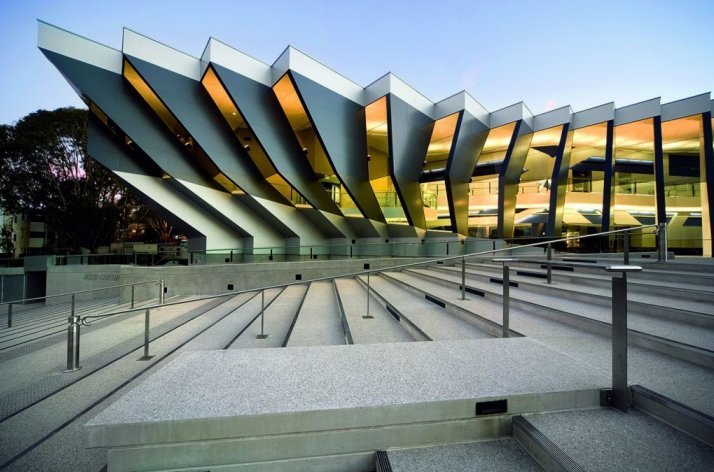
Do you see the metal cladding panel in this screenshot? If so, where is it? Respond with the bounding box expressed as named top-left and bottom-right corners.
top-left (498, 120), bottom-right (534, 239)
top-left (389, 94), bottom-right (434, 229)
top-left (449, 111), bottom-right (490, 235)
top-left (124, 55), bottom-right (285, 204)
top-left (290, 71), bottom-right (385, 224)
top-left (40, 51), bottom-right (208, 186)
top-left (533, 106), bottom-right (572, 132)
top-left (210, 64), bottom-right (341, 215)
top-left (88, 118), bottom-right (241, 245)
top-left (614, 97), bottom-right (661, 126)
top-left (573, 102), bottom-right (615, 129)
top-left (45, 50), bottom-right (292, 245)
top-left (661, 93), bottom-right (711, 122)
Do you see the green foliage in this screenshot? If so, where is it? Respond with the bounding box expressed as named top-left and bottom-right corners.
top-left (0, 107), bottom-right (159, 252)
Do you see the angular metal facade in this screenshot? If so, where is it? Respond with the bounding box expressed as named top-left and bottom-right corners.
top-left (39, 22), bottom-right (714, 255)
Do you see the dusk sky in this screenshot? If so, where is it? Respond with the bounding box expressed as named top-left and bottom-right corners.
top-left (1, 0), bottom-right (712, 125)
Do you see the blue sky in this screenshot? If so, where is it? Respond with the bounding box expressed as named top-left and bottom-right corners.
top-left (1, 0), bottom-right (712, 125)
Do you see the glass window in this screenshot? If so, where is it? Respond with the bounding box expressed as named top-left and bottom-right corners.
top-left (614, 118), bottom-right (656, 249)
top-left (662, 114), bottom-right (706, 254)
top-left (421, 112), bottom-right (459, 230)
top-left (467, 122), bottom-right (517, 238)
top-left (561, 122), bottom-right (608, 249)
top-left (514, 125), bottom-right (563, 238)
top-left (365, 96), bottom-right (407, 223)
top-left (123, 59), bottom-right (243, 195)
top-left (202, 67), bottom-right (310, 207)
top-left (273, 74), bottom-right (361, 216)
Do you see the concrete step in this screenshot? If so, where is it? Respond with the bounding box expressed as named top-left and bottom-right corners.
top-left (286, 281), bottom-right (345, 347)
top-left (458, 262), bottom-right (714, 315)
top-left (383, 439), bottom-right (542, 471)
top-left (405, 268), bottom-right (714, 367)
top-left (228, 285), bottom-right (308, 349)
top-left (357, 275), bottom-right (493, 341)
top-left (459, 261), bottom-right (714, 306)
top-left (376, 270), bottom-right (714, 417)
top-left (525, 407), bottom-right (714, 471)
top-left (83, 339), bottom-right (607, 472)
top-left (334, 278), bottom-right (414, 344)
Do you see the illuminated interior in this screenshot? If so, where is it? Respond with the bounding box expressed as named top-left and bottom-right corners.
top-left (272, 73), bottom-right (361, 216)
top-left (467, 121), bottom-right (517, 238)
top-left (561, 122), bottom-right (608, 246)
top-left (662, 114), bottom-right (707, 253)
top-left (123, 59), bottom-right (244, 194)
top-left (201, 66), bottom-right (311, 207)
top-left (513, 125), bottom-right (564, 237)
top-left (363, 96), bottom-right (407, 223)
top-left (420, 112), bottom-right (460, 230)
top-left (613, 118), bottom-right (656, 248)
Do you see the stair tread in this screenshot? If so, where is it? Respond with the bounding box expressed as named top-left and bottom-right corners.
top-left (526, 408), bottom-right (714, 471)
top-left (387, 439), bottom-right (542, 471)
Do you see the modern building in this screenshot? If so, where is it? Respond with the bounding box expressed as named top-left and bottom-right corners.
top-left (38, 21), bottom-right (714, 256)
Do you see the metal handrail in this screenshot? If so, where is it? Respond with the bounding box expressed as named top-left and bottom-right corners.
top-left (0, 280), bottom-right (159, 307)
top-left (79, 224), bottom-right (660, 325)
top-left (59, 224), bottom-right (662, 372)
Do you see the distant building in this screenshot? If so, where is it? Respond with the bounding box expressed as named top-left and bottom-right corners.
top-left (39, 22), bottom-right (714, 256)
top-left (0, 211), bottom-right (47, 258)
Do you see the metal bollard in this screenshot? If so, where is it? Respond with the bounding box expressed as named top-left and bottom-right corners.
top-left (257, 290), bottom-right (268, 339)
top-left (66, 294), bottom-right (81, 371)
top-left (130, 284), bottom-right (135, 309)
top-left (502, 264), bottom-right (510, 338)
top-left (159, 279), bottom-right (165, 304)
top-left (139, 309), bottom-right (153, 360)
top-left (612, 274), bottom-right (628, 412)
top-left (657, 223), bottom-right (668, 262)
top-left (363, 263), bottom-right (373, 319)
top-left (546, 243), bottom-right (553, 284)
top-left (7, 303), bottom-right (12, 328)
top-left (461, 257), bottom-right (466, 300)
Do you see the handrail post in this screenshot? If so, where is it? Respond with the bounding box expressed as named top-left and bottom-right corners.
top-left (159, 279), bottom-right (165, 304)
top-left (130, 284), bottom-right (135, 309)
top-left (257, 290), bottom-right (268, 339)
top-left (502, 264), bottom-right (510, 337)
top-left (461, 256), bottom-right (466, 300)
top-left (546, 243), bottom-right (553, 284)
top-left (624, 231), bottom-right (630, 265)
top-left (657, 222), bottom-right (668, 262)
top-left (363, 263), bottom-right (373, 319)
top-left (612, 273), bottom-right (628, 411)
top-left (65, 293), bottom-right (81, 372)
top-left (139, 309), bottom-right (153, 360)
top-left (7, 303), bottom-right (12, 328)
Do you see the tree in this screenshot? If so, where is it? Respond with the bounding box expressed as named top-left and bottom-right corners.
top-left (0, 107), bottom-right (165, 252)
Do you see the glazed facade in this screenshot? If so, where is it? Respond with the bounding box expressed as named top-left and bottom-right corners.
top-left (39, 22), bottom-right (714, 255)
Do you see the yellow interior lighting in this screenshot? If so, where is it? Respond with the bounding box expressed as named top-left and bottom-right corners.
top-left (202, 66), bottom-right (310, 207)
top-left (123, 58), bottom-right (244, 195)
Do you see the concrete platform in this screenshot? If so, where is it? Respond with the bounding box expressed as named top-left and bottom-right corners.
top-left (84, 338), bottom-right (608, 471)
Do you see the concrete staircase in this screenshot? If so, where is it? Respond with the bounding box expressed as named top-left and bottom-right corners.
top-left (1, 256), bottom-right (713, 471)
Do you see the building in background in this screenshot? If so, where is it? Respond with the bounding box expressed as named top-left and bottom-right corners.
top-left (0, 211), bottom-right (47, 258)
top-left (38, 21), bottom-right (714, 256)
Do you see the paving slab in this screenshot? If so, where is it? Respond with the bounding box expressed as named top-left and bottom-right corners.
top-left (387, 439), bottom-right (542, 471)
top-left (85, 338), bottom-right (608, 446)
top-left (335, 278), bottom-right (413, 344)
top-left (527, 408), bottom-right (714, 471)
top-left (361, 275), bottom-right (491, 341)
top-left (229, 285), bottom-right (306, 348)
top-left (286, 281), bottom-right (344, 346)
top-left (383, 270), bottom-right (714, 416)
